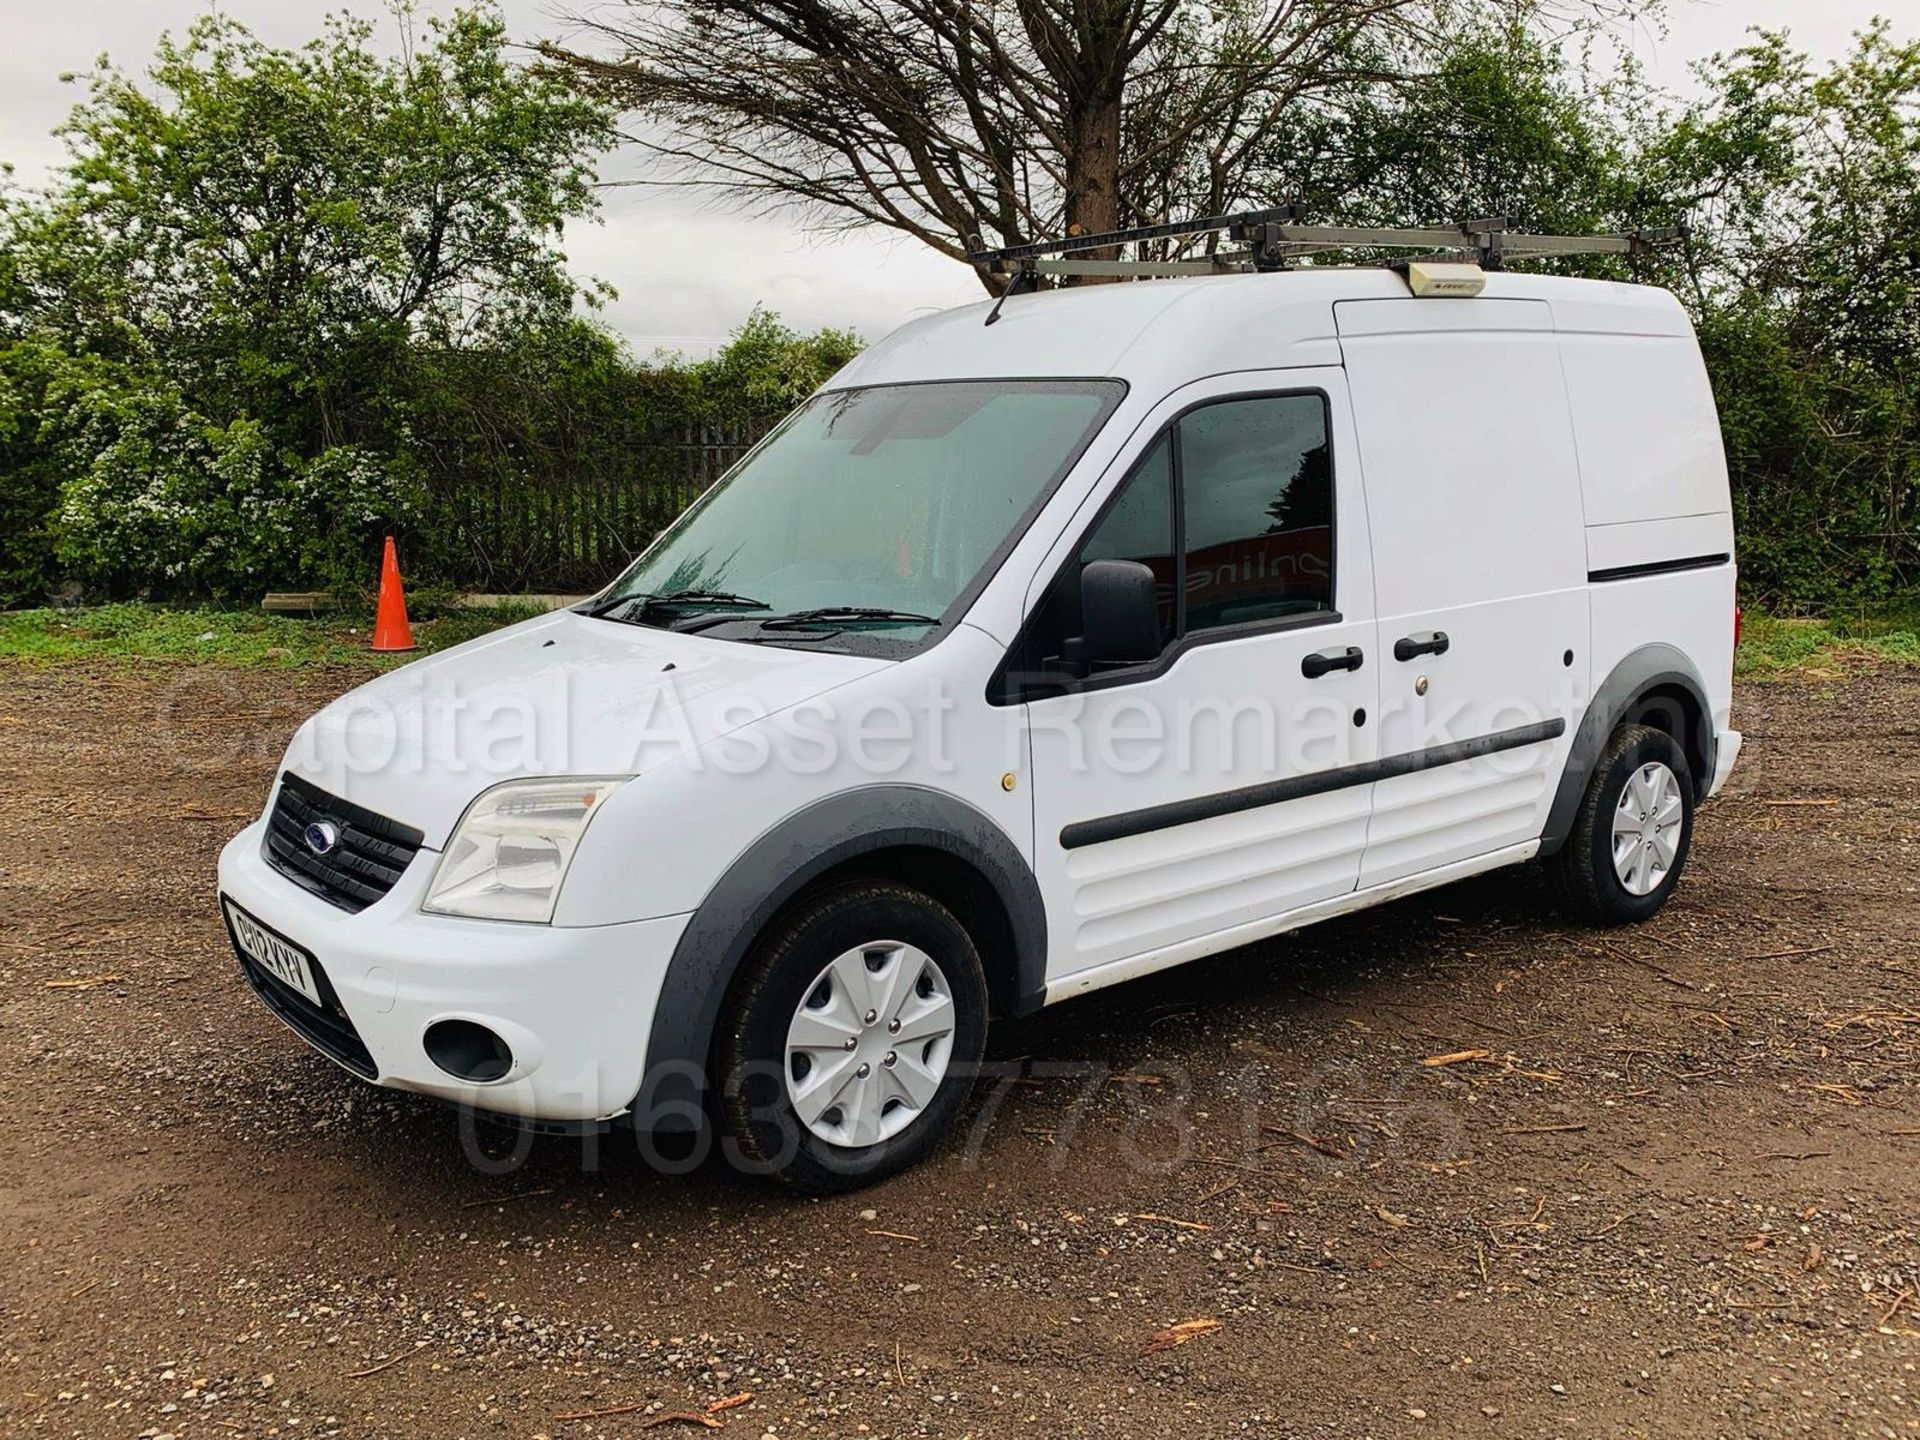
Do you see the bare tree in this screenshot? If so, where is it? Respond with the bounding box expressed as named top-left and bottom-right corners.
top-left (544, 0), bottom-right (1624, 291)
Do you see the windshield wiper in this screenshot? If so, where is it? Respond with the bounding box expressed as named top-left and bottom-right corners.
top-left (578, 589), bottom-right (639, 618)
top-left (757, 606), bottom-right (942, 631)
top-left (583, 589), bottom-right (770, 623)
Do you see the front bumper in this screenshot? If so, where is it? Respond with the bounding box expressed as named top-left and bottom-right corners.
top-left (217, 821), bottom-right (689, 1122)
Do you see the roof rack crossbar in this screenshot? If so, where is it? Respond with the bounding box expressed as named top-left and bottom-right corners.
top-left (1026, 257), bottom-right (1246, 277)
top-left (968, 206), bottom-right (1306, 269)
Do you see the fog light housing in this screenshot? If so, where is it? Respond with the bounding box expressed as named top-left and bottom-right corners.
top-left (424, 1019), bottom-right (514, 1083)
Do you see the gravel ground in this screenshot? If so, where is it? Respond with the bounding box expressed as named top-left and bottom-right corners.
top-left (2, 660), bottom-right (1917, 1439)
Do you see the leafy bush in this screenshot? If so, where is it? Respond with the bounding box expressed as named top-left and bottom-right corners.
top-left (46, 374), bottom-right (421, 600)
top-left (675, 307), bottom-right (862, 415)
top-left (0, 5), bottom-right (613, 602)
top-left (1628, 27), bottom-right (1920, 604)
top-left (0, 340), bottom-right (73, 604)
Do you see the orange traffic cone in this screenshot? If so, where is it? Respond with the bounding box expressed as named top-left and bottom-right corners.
top-left (370, 536), bottom-right (416, 653)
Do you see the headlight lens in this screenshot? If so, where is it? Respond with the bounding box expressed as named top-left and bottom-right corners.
top-left (423, 777), bottom-right (625, 923)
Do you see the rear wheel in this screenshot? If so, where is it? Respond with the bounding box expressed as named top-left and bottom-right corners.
top-left (716, 881), bottom-right (987, 1192)
top-left (1547, 723), bottom-right (1695, 925)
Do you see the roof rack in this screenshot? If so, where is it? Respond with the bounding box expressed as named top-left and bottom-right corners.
top-left (968, 208), bottom-right (1685, 322)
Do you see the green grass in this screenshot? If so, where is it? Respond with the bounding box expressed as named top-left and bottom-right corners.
top-left (0, 600), bottom-right (549, 668)
top-left (1735, 608), bottom-right (1920, 677)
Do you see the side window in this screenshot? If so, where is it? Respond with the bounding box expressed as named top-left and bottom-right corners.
top-left (1001, 436), bottom-right (1174, 696)
top-left (996, 391), bottom-right (1335, 702)
top-left (1180, 395), bottom-right (1334, 632)
top-left (1078, 433), bottom-right (1176, 645)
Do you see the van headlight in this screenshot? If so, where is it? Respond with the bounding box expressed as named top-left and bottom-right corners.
top-left (423, 778), bottom-right (625, 923)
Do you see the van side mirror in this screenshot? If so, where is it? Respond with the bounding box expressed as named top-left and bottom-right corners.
top-left (1065, 559), bottom-right (1162, 669)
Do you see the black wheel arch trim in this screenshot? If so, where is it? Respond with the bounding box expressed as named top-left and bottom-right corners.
top-left (632, 785), bottom-right (1046, 1131)
top-left (1539, 643), bottom-right (1715, 858)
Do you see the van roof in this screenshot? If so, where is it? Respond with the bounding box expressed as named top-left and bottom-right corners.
top-left (830, 270), bottom-right (1695, 395)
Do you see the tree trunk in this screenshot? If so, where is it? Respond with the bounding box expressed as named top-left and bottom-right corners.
top-left (1063, 90), bottom-right (1124, 278)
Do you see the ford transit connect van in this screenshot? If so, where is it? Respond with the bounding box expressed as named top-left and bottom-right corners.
top-left (218, 250), bottom-right (1741, 1191)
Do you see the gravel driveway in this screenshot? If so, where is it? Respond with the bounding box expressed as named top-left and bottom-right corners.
top-left (3, 661), bottom-right (1917, 1438)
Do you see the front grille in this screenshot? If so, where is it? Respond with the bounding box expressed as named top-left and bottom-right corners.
top-left (263, 772), bottom-right (424, 913)
top-left (233, 949), bottom-right (378, 1078)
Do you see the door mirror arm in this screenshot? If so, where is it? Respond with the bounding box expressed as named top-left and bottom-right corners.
top-left (1068, 559), bottom-right (1162, 670)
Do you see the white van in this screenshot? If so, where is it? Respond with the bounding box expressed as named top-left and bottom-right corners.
top-left (218, 244), bottom-right (1741, 1191)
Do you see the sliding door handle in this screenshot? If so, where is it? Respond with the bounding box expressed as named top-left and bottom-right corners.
top-left (1393, 630), bottom-right (1450, 662)
top-left (1301, 645), bottom-right (1364, 679)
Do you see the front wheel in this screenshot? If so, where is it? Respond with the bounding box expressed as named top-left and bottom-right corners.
top-left (1546, 723), bottom-right (1696, 925)
top-left (716, 881), bottom-right (988, 1192)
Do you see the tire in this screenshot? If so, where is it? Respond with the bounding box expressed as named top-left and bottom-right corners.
top-left (716, 881), bottom-right (988, 1192)
top-left (1546, 722), bottom-right (1696, 925)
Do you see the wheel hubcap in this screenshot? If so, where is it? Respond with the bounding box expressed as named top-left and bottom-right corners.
top-left (784, 940), bottom-right (957, 1149)
top-left (1612, 760), bottom-right (1683, 896)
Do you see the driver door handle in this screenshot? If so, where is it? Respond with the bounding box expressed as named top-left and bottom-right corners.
top-left (1394, 630), bottom-right (1450, 661)
top-left (1301, 645), bottom-right (1364, 679)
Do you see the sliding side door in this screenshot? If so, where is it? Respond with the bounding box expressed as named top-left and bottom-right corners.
top-left (1335, 298), bottom-right (1589, 888)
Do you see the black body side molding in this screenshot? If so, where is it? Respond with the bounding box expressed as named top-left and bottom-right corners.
top-left (1587, 553), bottom-right (1730, 584)
top-left (1061, 718), bottom-right (1567, 850)
top-left (632, 786), bottom-right (1046, 1132)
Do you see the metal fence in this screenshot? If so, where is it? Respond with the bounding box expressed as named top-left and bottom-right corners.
top-left (418, 417), bottom-right (775, 594)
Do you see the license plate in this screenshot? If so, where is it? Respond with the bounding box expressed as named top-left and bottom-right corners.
top-left (224, 899), bottom-right (323, 1007)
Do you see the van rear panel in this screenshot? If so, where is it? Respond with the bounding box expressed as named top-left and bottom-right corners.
top-left (1556, 301), bottom-right (1737, 747)
top-left (1585, 513), bottom-right (1734, 578)
top-left (1555, 325), bottom-right (1732, 573)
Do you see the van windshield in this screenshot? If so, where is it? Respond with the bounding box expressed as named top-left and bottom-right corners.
top-left (592, 378), bottom-right (1125, 653)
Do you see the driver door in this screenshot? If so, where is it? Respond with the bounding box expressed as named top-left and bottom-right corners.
top-left (1010, 370), bottom-right (1380, 990)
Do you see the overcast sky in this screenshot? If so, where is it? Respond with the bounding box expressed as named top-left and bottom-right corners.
top-left (0, 0), bottom-right (1911, 355)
